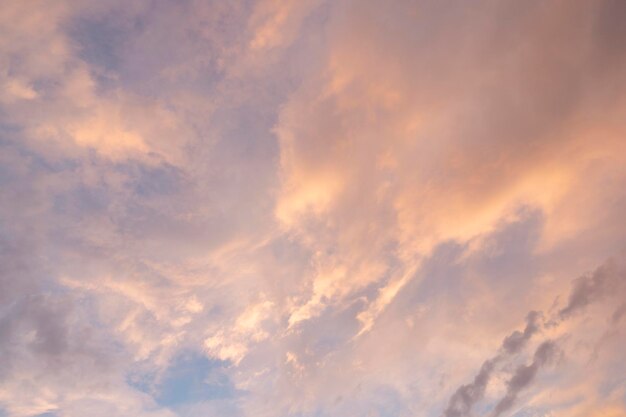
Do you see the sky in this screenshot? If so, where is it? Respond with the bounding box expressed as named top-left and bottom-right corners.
top-left (1, 1), bottom-right (626, 416)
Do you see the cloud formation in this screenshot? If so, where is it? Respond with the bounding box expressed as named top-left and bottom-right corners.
top-left (442, 311), bottom-right (542, 417)
top-left (491, 340), bottom-right (558, 417)
top-left (442, 254), bottom-right (626, 417)
top-left (559, 257), bottom-right (626, 319)
top-left (1, 1), bottom-right (626, 417)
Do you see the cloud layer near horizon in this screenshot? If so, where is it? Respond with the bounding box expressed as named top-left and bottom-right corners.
top-left (1, 1), bottom-right (626, 416)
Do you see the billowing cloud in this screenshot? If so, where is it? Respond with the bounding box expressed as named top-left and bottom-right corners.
top-left (1, 1), bottom-right (626, 417)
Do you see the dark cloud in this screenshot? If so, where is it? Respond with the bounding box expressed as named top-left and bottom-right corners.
top-left (501, 311), bottom-right (542, 355)
top-left (491, 341), bottom-right (557, 417)
top-left (442, 358), bottom-right (497, 417)
top-left (559, 257), bottom-right (626, 319)
top-left (442, 255), bottom-right (626, 417)
top-left (442, 312), bottom-right (542, 417)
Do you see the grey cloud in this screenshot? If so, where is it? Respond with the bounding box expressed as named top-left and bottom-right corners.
top-left (442, 255), bottom-right (626, 417)
top-left (491, 341), bottom-right (557, 417)
top-left (442, 358), bottom-right (497, 417)
top-left (611, 303), bottom-right (626, 325)
top-left (442, 312), bottom-right (542, 417)
top-left (559, 257), bottom-right (626, 319)
top-left (0, 295), bottom-right (64, 380)
top-left (501, 311), bottom-right (542, 355)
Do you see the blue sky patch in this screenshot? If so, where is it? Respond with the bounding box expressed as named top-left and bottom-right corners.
top-left (127, 351), bottom-right (237, 408)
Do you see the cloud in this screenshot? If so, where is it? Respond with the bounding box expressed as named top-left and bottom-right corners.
top-left (441, 254), bottom-right (626, 417)
top-left (442, 311), bottom-right (543, 417)
top-left (2, 0), bottom-right (626, 416)
top-left (559, 256), bottom-right (626, 319)
top-left (442, 358), bottom-right (498, 417)
top-left (502, 311), bottom-right (542, 355)
top-left (491, 341), bottom-right (558, 417)
top-left (273, 0), bottom-right (626, 339)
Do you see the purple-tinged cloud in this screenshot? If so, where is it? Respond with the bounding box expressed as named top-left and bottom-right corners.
top-left (559, 257), bottom-right (626, 319)
top-left (442, 311), bottom-right (542, 417)
top-left (491, 341), bottom-right (557, 417)
top-left (502, 311), bottom-right (542, 355)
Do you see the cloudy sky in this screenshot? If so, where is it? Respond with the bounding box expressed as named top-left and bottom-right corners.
top-left (1, 1), bottom-right (626, 416)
